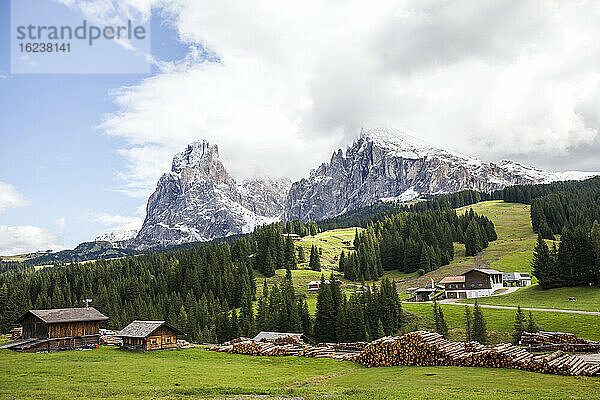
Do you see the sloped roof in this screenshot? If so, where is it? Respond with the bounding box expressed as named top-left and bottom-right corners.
top-left (465, 268), bottom-right (503, 276)
top-left (117, 320), bottom-right (184, 338)
top-left (439, 276), bottom-right (465, 284)
top-left (17, 307), bottom-right (108, 324)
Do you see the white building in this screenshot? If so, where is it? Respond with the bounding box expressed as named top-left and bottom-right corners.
top-left (441, 268), bottom-right (504, 299)
top-left (502, 272), bottom-right (532, 287)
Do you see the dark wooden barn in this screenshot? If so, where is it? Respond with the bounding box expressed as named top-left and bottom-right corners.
top-left (117, 320), bottom-right (184, 351)
top-left (0, 307), bottom-right (108, 352)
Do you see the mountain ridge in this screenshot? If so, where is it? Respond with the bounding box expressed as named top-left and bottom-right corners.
top-left (118, 128), bottom-right (599, 248)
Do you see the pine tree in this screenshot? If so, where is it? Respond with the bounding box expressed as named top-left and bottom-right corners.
top-left (592, 220), bottom-right (600, 281)
top-left (472, 301), bottom-right (487, 344)
top-left (308, 246), bottom-right (321, 271)
top-left (239, 288), bottom-right (255, 337)
top-left (297, 246), bottom-right (306, 263)
top-left (526, 311), bottom-right (540, 333)
top-left (532, 235), bottom-right (555, 289)
top-left (465, 219), bottom-right (482, 257)
top-left (230, 309), bottom-right (240, 339)
top-left (284, 236), bottom-right (297, 270)
top-left (314, 276), bottom-right (336, 342)
top-left (339, 251), bottom-right (346, 273)
top-left (433, 299), bottom-right (448, 338)
top-left (299, 298), bottom-right (312, 336)
top-left (512, 306), bottom-right (526, 344)
top-left (464, 305), bottom-right (472, 342)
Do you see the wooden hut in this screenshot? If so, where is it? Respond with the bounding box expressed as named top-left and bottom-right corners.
top-left (117, 321), bottom-right (184, 351)
top-left (0, 307), bottom-right (108, 352)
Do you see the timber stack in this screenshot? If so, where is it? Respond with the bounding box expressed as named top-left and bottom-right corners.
top-left (208, 332), bottom-right (600, 377)
top-left (521, 331), bottom-right (600, 353)
top-left (208, 336), bottom-right (364, 360)
top-left (355, 331), bottom-right (600, 376)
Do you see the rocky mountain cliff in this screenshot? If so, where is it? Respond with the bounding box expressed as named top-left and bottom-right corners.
top-left (285, 128), bottom-right (598, 221)
top-left (132, 141), bottom-right (290, 249)
top-left (130, 129), bottom-right (597, 248)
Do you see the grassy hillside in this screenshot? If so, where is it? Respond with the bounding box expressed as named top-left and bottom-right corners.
top-left (296, 227), bottom-right (362, 269)
top-left (395, 200), bottom-right (537, 290)
top-left (1, 346), bottom-right (599, 400)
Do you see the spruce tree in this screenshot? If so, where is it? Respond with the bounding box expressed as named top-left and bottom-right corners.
top-left (465, 219), bottom-right (482, 257)
top-left (309, 246), bottom-right (321, 271)
top-left (433, 299), bottom-right (448, 338)
top-left (314, 276), bottom-right (336, 342)
top-left (464, 305), bottom-right (472, 342)
top-left (532, 235), bottom-right (554, 289)
top-left (297, 246), bottom-right (306, 263)
top-left (592, 221), bottom-right (600, 281)
top-left (472, 301), bottom-right (487, 344)
top-left (527, 311), bottom-right (540, 333)
top-left (230, 309), bottom-right (240, 339)
top-left (512, 306), bottom-right (526, 344)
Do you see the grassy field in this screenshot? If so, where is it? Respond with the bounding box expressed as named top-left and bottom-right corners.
top-left (402, 302), bottom-right (600, 343)
top-left (463, 284), bottom-right (600, 312)
top-left (1, 346), bottom-right (599, 400)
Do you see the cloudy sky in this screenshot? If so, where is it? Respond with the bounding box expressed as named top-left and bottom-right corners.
top-left (1, 0), bottom-right (600, 254)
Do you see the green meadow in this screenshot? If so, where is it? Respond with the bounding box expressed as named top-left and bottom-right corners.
top-left (1, 346), bottom-right (599, 400)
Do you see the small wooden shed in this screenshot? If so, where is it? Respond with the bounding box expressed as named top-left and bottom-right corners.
top-left (117, 320), bottom-right (184, 351)
top-left (0, 307), bottom-right (108, 352)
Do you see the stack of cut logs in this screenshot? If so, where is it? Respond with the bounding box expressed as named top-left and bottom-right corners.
top-left (355, 331), bottom-right (600, 376)
top-left (9, 327), bottom-right (22, 340)
top-left (521, 331), bottom-right (600, 353)
top-left (207, 332), bottom-right (600, 377)
top-left (99, 335), bottom-right (122, 346)
top-left (209, 337), bottom-right (363, 360)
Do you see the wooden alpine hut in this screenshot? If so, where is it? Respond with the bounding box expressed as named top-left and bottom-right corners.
top-left (117, 320), bottom-right (184, 351)
top-left (0, 307), bottom-right (108, 352)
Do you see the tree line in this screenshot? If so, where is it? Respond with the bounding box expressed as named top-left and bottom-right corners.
top-left (318, 190), bottom-right (492, 231)
top-left (0, 244), bottom-right (256, 342)
top-left (497, 177), bottom-right (600, 288)
top-left (339, 209), bottom-right (497, 281)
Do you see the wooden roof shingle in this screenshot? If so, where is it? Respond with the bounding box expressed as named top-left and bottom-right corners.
top-left (17, 307), bottom-right (108, 324)
top-left (117, 320), bottom-right (184, 338)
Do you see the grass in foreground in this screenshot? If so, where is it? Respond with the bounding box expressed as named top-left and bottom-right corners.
top-left (0, 346), bottom-right (599, 400)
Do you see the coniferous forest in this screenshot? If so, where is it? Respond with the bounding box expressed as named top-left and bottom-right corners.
top-left (498, 177), bottom-right (600, 288)
top-left (0, 189), bottom-right (496, 340)
top-left (339, 209), bottom-right (496, 281)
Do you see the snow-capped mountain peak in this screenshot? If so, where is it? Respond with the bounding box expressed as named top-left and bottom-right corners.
top-left (95, 229), bottom-right (138, 243)
top-left (359, 127), bottom-right (474, 162)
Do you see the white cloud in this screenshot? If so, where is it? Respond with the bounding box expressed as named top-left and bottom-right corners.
top-left (0, 181), bottom-right (30, 214)
top-left (67, 0), bottom-right (600, 197)
top-left (0, 225), bottom-right (64, 256)
top-left (89, 212), bottom-right (143, 233)
top-left (54, 217), bottom-right (66, 230)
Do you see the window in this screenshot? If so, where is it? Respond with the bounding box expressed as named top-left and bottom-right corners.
top-left (151, 338), bottom-right (157, 344)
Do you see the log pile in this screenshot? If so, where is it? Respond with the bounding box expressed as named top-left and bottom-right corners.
top-left (521, 331), bottom-right (600, 353)
top-left (207, 332), bottom-right (600, 377)
top-left (9, 327), bottom-right (22, 340)
top-left (208, 335), bottom-right (364, 360)
top-left (177, 339), bottom-right (194, 349)
top-left (99, 335), bottom-right (122, 346)
top-left (354, 331), bottom-right (600, 376)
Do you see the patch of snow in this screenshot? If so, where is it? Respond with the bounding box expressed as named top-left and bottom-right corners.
top-left (94, 229), bottom-right (138, 243)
